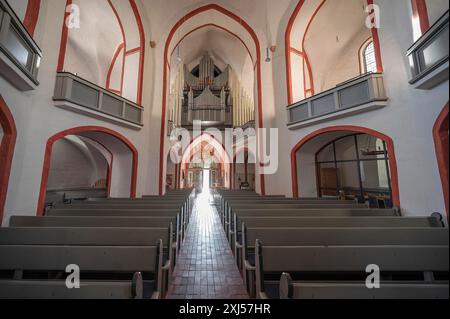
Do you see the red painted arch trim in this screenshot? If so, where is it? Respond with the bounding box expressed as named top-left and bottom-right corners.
top-left (0, 96), bottom-right (17, 225)
top-left (129, 0), bottom-right (145, 105)
top-left (106, 43), bottom-right (125, 93)
top-left (107, 0), bottom-right (127, 97)
top-left (433, 103), bottom-right (449, 217)
top-left (125, 47), bottom-right (141, 56)
top-left (290, 47), bottom-right (304, 57)
top-left (57, 0), bottom-right (72, 72)
top-left (36, 126), bottom-right (138, 215)
top-left (301, 0), bottom-right (326, 97)
top-left (23, 0), bottom-right (41, 37)
top-left (285, 0), bottom-right (306, 105)
top-left (158, 4), bottom-right (265, 195)
top-left (169, 23), bottom-right (255, 66)
top-left (411, 0), bottom-right (430, 35)
top-left (358, 37), bottom-right (375, 75)
top-left (290, 126), bottom-right (400, 207)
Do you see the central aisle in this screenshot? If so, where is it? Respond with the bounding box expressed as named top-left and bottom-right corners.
top-left (167, 192), bottom-right (249, 299)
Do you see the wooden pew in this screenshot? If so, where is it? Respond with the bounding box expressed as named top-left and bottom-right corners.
top-left (223, 201), bottom-right (371, 233)
top-left (226, 208), bottom-right (399, 249)
top-left (0, 240), bottom-right (164, 299)
top-left (9, 215), bottom-right (181, 265)
top-left (0, 226), bottom-right (174, 296)
top-left (0, 273), bottom-right (144, 299)
top-left (248, 233), bottom-right (449, 299)
top-left (231, 214), bottom-right (444, 270)
top-left (51, 201), bottom-right (191, 230)
top-left (9, 215), bottom-right (177, 228)
top-left (279, 273), bottom-right (449, 299)
top-left (46, 208), bottom-right (186, 247)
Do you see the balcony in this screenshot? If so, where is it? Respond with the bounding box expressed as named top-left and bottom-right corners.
top-left (407, 11), bottom-right (449, 90)
top-left (0, 0), bottom-right (42, 91)
top-left (287, 73), bottom-right (388, 130)
top-left (53, 72), bottom-right (144, 130)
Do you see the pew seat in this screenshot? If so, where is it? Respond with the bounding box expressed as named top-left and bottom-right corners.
top-left (279, 273), bottom-right (449, 299)
top-left (0, 242), bottom-right (164, 299)
top-left (251, 242), bottom-right (449, 299)
top-left (0, 273), bottom-right (144, 299)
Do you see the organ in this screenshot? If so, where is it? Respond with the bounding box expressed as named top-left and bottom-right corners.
top-left (181, 52), bottom-right (233, 128)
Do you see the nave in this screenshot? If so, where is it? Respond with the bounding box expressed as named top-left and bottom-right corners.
top-left (0, 187), bottom-right (448, 299)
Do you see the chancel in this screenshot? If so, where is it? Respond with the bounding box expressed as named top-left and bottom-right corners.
top-left (0, 0), bottom-right (448, 301)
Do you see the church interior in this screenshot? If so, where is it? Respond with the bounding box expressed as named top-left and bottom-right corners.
top-left (0, 0), bottom-right (448, 300)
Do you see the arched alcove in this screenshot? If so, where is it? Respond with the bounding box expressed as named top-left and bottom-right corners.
top-left (291, 126), bottom-right (400, 208)
top-left (37, 126), bottom-right (138, 214)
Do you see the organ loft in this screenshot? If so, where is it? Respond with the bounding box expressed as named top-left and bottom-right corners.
top-left (168, 52), bottom-right (255, 132)
top-left (182, 52), bottom-right (233, 129)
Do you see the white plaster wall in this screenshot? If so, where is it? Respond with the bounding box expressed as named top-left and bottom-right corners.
top-left (323, 29), bottom-right (372, 91)
top-left (47, 137), bottom-right (107, 190)
top-left (108, 48), bottom-right (124, 92)
top-left (64, 0), bottom-right (122, 86)
top-left (122, 52), bottom-right (139, 102)
top-left (8, 0), bottom-right (28, 22)
top-left (425, 0), bottom-right (449, 25)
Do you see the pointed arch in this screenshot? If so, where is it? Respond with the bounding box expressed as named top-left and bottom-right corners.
top-left (0, 96), bottom-right (17, 224)
top-left (158, 4), bottom-right (265, 195)
top-left (37, 126), bottom-right (138, 215)
top-left (433, 103), bottom-right (449, 216)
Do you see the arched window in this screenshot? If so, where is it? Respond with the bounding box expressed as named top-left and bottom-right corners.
top-left (361, 40), bottom-right (378, 74)
top-left (316, 133), bottom-right (393, 208)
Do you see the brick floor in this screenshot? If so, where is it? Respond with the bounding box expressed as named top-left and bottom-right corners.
top-left (167, 192), bottom-right (249, 299)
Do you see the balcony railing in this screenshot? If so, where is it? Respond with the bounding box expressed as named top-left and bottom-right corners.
top-left (0, 0), bottom-right (42, 90)
top-left (287, 73), bottom-right (388, 129)
top-left (407, 11), bottom-right (449, 90)
top-left (53, 72), bottom-right (144, 129)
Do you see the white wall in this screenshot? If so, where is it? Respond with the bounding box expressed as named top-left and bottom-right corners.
top-left (323, 29), bottom-right (371, 91)
top-left (425, 0), bottom-right (449, 25)
top-left (8, 0), bottom-right (28, 22)
top-left (47, 137), bottom-right (107, 190)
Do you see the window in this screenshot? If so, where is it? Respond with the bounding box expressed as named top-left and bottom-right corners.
top-left (316, 134), bottom-right (393, 208)
top-left (363, 41), bottom-right (377, 74)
